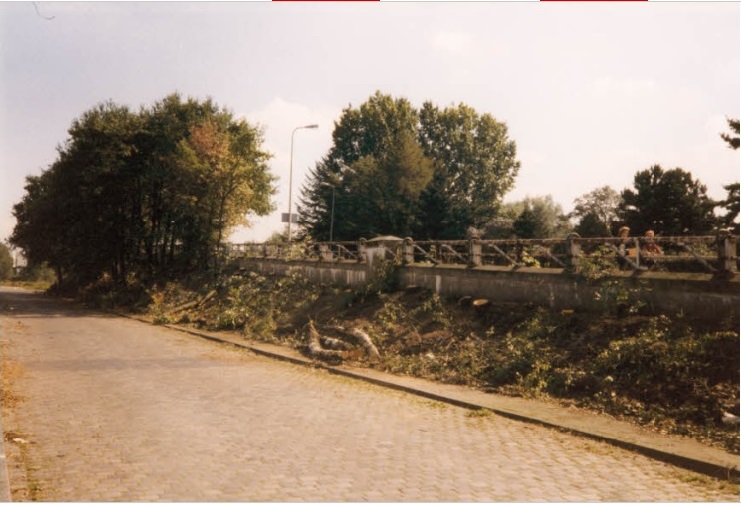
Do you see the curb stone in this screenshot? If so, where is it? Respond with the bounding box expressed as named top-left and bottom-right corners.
top-left (119, 313), bottom-right (740, 483)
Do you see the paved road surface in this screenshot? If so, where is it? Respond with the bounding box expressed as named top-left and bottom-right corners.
top-left (0, 286), bottom-right (737, 501)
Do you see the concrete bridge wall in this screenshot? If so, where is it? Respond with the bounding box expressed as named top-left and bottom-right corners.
top-left (238, 258), bottom-right (739, 321)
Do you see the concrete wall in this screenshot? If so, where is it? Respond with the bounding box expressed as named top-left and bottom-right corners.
top-left (238, 258), bottom-right (367, 287)
top-left (237, 258), bottom-right (739, 321)
top-left (400, 265), bottom-right (739, 321)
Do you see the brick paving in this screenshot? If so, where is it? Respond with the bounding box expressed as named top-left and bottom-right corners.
top-left (1, 287), bottom-right (738, 501)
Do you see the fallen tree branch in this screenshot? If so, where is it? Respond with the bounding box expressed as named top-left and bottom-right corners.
top-left (308, 320), bottom-right (345, 360)
top-left (323, 325), bottom-right (380, 358)
top-left (347, 328), bottom-right (380, 358)
top-left (320, 336), bottom-right (354, 351)
top-left (168, 290), bottom-right (217, 315)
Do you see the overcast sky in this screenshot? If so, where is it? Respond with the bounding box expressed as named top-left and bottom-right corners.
top-left (1, 1), bottom-right (739, 244)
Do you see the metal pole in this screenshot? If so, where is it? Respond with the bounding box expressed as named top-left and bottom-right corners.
top-left (287, 124), bottom-right (318, 242)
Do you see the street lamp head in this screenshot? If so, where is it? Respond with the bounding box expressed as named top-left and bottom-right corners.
top-left (303, 124), bottom-right (319, 129)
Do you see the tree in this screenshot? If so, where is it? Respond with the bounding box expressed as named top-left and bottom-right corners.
top-left (570, 186), bottom-right (621, 237)
top-left (718, 119), bottom-right (740, 234)
top-left (416, 102), bottom-right (520, 239)
top-left (0, 243), bottom-right (13, 281)
top-left (11, 168), bottom-right (71, 285)
top-left (617, 165), bottom-right (717, 236)
top-left (339, 131), bottom-right (434, 238)
top-left (719, 182), bottom-right (739, 234)
top-left (175, 118), bottom-right (274, 267)
top-left (299, 92), bottom-right (520, 241)
top-left (721, 118), bottom-right (740, 150)
top-left (573, 212), bottom-right (612, 238)
top-left (503, 195), bottom-right (572, 239)
top-left (299, 91), bottom-right (419, 240)
top-left (11, 94), bottom-right (275, 287)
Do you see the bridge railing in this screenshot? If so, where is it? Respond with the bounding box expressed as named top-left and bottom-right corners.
top-left (227, 232), bottom-right (738, 277)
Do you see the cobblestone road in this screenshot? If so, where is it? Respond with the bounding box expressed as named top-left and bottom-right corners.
top-left (1, 287), bottom-right (737, 501)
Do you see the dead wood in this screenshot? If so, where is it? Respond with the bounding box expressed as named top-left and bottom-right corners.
top-left (168, 290), bottom-right (217, 315)
top-left (308, 320), bottom-right (345, 360)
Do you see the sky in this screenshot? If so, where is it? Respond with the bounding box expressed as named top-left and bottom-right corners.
top-left (1, 1), bottom-right (739, 245)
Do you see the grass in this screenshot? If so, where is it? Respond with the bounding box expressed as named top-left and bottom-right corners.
top-left (1, 280), bottom-right (54, 292)
top-left (465, 408), bottom-right (492, 418)
top-left (1, 342), bottom-right (25, 409)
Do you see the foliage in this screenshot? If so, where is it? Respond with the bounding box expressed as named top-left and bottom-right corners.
top-left (617, 165), bottom-right (718, 236)
top-left (572, 245), bottom-right (650, 317)
top-left (416, 102), bottom-right (520, 239)
top-left (353, 257), bottom-right (402, 303)
top-left (574, 212), bottom-right (611, 238)
top-left (570, 186), bottom-right (621, 237)
top-left (4, 262), bottom-right (56, 293)
top-left (10, 94), bottom-right (275, 289)
top-left (204, 271), bottom-right (322, 342)
top-left (299, 91), bottom-right (419, 240)
top-left (719, 182), bottom-right (739, 234)
top-left (502, 195), bottom-right (572, 239)
top-left (0, 243), bottom-right (13, 281)
top-left (79, 272), bottom-right (152, 311)
top-left (341, 131), bottom-right (434, 238)
top-left (299, 91), bottom-right (520, 240)
top-left (720, 117), bottom-right (739, 150)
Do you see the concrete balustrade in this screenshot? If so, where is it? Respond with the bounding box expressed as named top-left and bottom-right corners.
top-left (236, 255), bottom-right (738, 321)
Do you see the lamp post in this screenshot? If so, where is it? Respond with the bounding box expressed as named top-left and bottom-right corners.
top-left (287, 123), bottom-right (318, 242)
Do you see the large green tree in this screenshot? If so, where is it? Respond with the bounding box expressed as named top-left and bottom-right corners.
top-left (299, 92), bottom-right (520, 240)
top-left (174, 117), bottom-right (273, 267)
top-left (299, 92), bottom-right (420, 240)
top-left (617, 165), bottom-right (717, 236)
top-left (339, 131), bottom-right (434, 238)
top-left (11, 102), bottom-right (140, 285)
top-left (11, 94), bottom-right (274, 287)
top-left (416, 102), bottom-right (520, 239)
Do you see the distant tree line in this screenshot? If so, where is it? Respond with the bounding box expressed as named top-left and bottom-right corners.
top-left (10, 94), bottom-right (275, 288)
top-left (298, 98), bottom-right (738, 241)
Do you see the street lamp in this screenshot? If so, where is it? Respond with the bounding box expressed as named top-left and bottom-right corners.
top-left (287, 123), bottom-right (318, 242)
